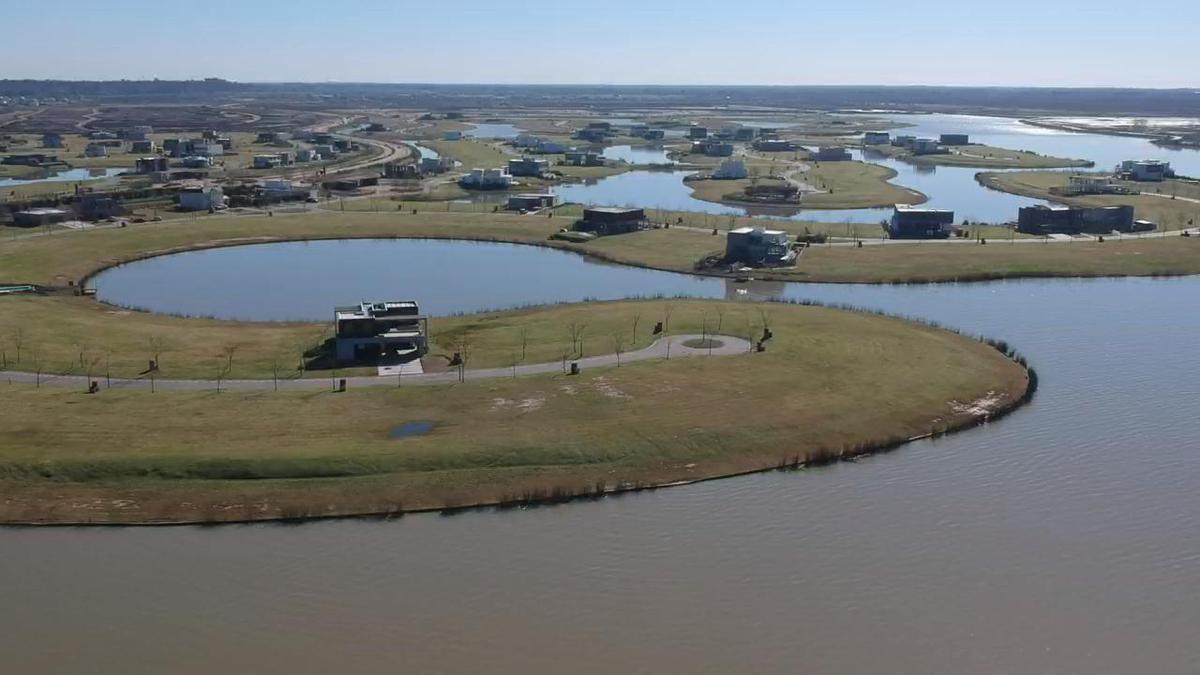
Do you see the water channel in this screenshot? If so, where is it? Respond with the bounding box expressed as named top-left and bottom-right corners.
top-left (0, 166), bottom-right (125, 188)
top-left (21, 236), bottom-right (1200, 673)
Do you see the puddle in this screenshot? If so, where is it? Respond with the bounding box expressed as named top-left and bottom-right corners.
top-left (390, 420), bottom-right (435, 439)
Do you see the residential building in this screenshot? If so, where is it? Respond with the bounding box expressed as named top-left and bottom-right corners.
top-left (256, 131), bottom-right (285, 144)
top-left (313, 144), bottom-right (336, 159)
top-left (84, 143), bottom-right (108, 158)
top-left (813, 146), bottom-right (851, 161)
top-left (297, 148), bottom-right (317, 162)
top-left (2, 153), bottom-right (57, 166)
top-left (863, 131), bottom-right (890, 145)
top-left (383, 162), bottom-right (419, 179)
top-left (162, 138), bottom-right (185, 156)
top-left (334, 301), bottom-right (428, 363)
top-left (1065, 174), bottom-right (1121, 195)
top-left (178, 185), bottom-right (226, 211)
top-left (573, 128), bottom-right (608, 142)
top-left (253, 154), bottom-right (281, 169)
top-left (563, 150), bottom-right (604, 166)
top-left (725, 227), bottom-right (795, 266)
top-left (692, 140), bottom-right (734, 157)
top-left (753, 138), bottom-right (795, 152)
top-left (713, 158), bottom-right (748, 179)
top-left (420, 156), bottom-right (454, 174)
top-left (629, 124), bottom-right (650, 137)
top-left (134, 156), bottom-right (169, 173)
top-left (129, 140), bottom-right (156, 154)
top-left (123, 125), bottom-right (153, 141)
top-left (1117, 159), bottom-right (1173, 181)
top-left (1017, 204), bottom-right (1137, 235)
top-left (41, 133), bottom-right (64, 148)
top-left (180, 155), bottom-right (213, 168)
top-left (506, 193), bottom-right (559, 211)
top-left (458, 168), bottom-right (513, 189)
top-left (88, 130), bottom-right (117, 140)
top-left (78, 193), bottom-right (125, 220)
top-left (13, 208), bottom-right (70, 227)
top-left (734, 127), bottom-right (757, 142)
top-left (586, 121), bottom-right (612, 132)
top-left (892, 135), bottom-right (917, 148)
top-left (642, 129), bottom-right (665, 140)
top-left (888, 206), bottom-right (956, 239)
top-left (939, 133), bottom-right (970, 145)
top-left (574, 207), bottom-right (647, 235)
top-left (911, 138), bottom-right (943, 155)
top-left (507, 156), bottom-right (550, 177)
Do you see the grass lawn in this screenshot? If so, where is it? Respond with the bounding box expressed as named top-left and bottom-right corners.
top-left (877, 143), bottom-right (1091, 169)
top-left (0, 299), bottom-right (1030, 524)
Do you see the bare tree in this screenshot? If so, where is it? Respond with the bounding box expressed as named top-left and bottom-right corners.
top-left (457, 331), bottom-right (472, 383)
top-left (630, 311), bottom-right (641, 345)
top-left (147, 335), bottom-right (168, 372)
top-left (519, 327), bottom-right (528, 362)
top-left (8, 327), bottom-right (24, 364)
top-left (216, 344), bottom-right (238, 393)
top-left (663, 304), bottom-right (675, 334)
top-left (29, 348), bottom-right (42, 388)
top-left (611, 333), bottom-right (625, 367)
top-left (567, 321), bottom-right (587, 358)
top-left (271, 355), bottom-right (281, 392)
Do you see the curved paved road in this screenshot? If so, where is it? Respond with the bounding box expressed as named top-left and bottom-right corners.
top-left (0, 334), bottom-right (752, 391)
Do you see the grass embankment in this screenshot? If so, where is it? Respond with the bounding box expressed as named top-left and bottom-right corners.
top-left (685, 160), bottom-right (924, 210)
top-left (0, 299), bottom-right (1031, 524)
top-left (978, 171), bottom-right (1200, 230)
top-left (872, 143), bottom-right (1091, 169)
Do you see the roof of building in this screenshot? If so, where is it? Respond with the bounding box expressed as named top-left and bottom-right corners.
top-left (583, 207), bottom-right (643, 215)
top-left (17, 208), bottom-right (68, 216)
top-left (730, 226), bottom-right (787, 236)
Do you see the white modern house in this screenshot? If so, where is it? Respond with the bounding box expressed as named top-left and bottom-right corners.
top-left (458, 167), bottom-right (513, 189)
top-left (178, 185), bottom-right (226, 211)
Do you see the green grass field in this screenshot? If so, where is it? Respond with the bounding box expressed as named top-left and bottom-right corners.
top-left (0, 299), bottom-right (1029, 524)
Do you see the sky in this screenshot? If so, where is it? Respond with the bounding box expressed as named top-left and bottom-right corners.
top-left (2, 0), bottom-right (1198, 88)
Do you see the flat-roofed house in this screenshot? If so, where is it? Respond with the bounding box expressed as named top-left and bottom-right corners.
top-left (888, 205), bottom-right (956, 239)
top-left (574, 207), bottom-right (647, 235)
top-left (334, 301), bottom-right (429, 363)
top-left (725, 227), bottom-right (796, 266)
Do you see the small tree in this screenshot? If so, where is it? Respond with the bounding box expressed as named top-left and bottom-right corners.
top-left (8, 327), bottom-right (24, 364)
top-left (216, 344), bottom-right (238, 393)
top-left (663, 304), bottom-right (675, 334)
top-left (611, 333), bottom-right (626, 367)
top-left (148, 335), bottom-right (168, 372)
top-left (631, 311), bottom-right (641, 345)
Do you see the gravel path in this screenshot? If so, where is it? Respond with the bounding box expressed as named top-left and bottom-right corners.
top-left (0, 334), bottom-right (753, 392)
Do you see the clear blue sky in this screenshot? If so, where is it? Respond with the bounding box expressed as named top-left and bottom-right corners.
top-left (4, 0), bottom-right (1198, 87)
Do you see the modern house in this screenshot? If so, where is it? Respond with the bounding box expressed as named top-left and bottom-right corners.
top-left (888, 206), bottom-right (956, 239)
top-left (725, 227), bottom-right (795, 266)
top-left (177, 185), bottom-right (226, 211)
top-left (1116, 160), bottom-right (1173, 182)
top-left (419, 156), bottom-right (454, 174)
top-left (863, 131), bottom-right (890, 145)
top-left (458, 168), bottom-right (513, 189)
top-left (1017, 204), bottom-right (1138, 235)
top-left (713, 158), bottom-right (748, 179)
top-left (507, 156), bottom-right (550, 177)
top-left (129, 140), bottom-right (156, 154)
top-left (692, 139), bottom-right (734, 157)
top-left (563, 150), bottom-right (604, 167)
top-left (642, 129), bottom-right (666, 140)
top-left (1065, 174), bottom-right (1123, 195)
top-left (13, 208), bottom-right (70, 227)
top-left (573, 128), bottom-right (609, 143)
top-left (134, 156), bottom-right (169, 174)
top-left (629, 124), bottom-right (650, 137)
top-left (911, 138), bottom-right (943, 155)
top-left (892, 135), bottom-right (917, 148)
top-left (334, 301), bottom-right (428, 363)
top-left (506, 193), bottom-right (559, 211)
top-left (688, 126), bottom-right (708, 139)
top-left (253, 154), bottom-right (282, 169)
top-left (83, 142), bottom-right (108, 158)
top-left (78, 193), bottom-right (125, 220)
top-left (574, 207), bottom-right (648, 235)
top-left (41, 133), bottom-right (65, 148)
top-left (939, 134), bottom-right (970, 145)
top-left (180, 155), bottom-right (213, 168)
top-left (122, 125), bottom-right (153, 141)
top-left (2, 153), bottom-right (58, 166)
top-left (813, 146), bottom-right (851, 161)
top-left (734, 127), bottom-right (757, 142)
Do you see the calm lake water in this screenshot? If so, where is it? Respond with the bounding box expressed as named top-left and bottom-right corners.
top-left (21, 238), bottom-right (1200, 673)
top-left (549, 113), bottom-right (1200, 224)
top-left (0, 166), bottom-right (124, 188)
top-left (465, 122), bottom-right (524, 139)
top-left (600, 144), bottom-right (674, 165)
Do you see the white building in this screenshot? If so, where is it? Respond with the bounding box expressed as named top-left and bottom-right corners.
top-left (458, 167), bottom-right (513, 189)
top-left (178, 185), bottom-right (226, 211)
top-left (713, 158), bottom-right (748, 179)
top-left (253, 154), bottom-right (282, 169)
top-left (180, 155), bottom-right (213, 168)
